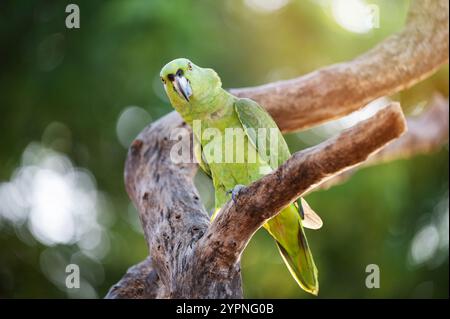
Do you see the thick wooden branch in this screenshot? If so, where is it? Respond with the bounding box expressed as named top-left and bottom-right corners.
top-left (105, 257), bottom-right (164, 299)
top-left (198, 104), bottom-right (406, 266)
top-left (230, 0), bottom-right (449, 132)
top-left (119, 112), bottom-right (242, 298)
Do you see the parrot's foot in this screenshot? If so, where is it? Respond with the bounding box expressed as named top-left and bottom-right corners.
top-left (227, 184), bottom-right (246, 203)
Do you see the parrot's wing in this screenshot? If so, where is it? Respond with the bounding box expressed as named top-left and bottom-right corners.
top-left (234, 98), bottom-right (291, 167)
top-left (235, 98), bottom-right (322, 230)
top-left (193, 135), bottom-right (211, 178)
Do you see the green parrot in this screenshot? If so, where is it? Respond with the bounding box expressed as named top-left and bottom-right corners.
top-left (160, 58), bottom-right (322, 295)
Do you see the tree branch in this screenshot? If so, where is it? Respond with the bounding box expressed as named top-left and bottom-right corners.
top-left (119, 112), bottom-right (242, 298)
top-left (198, 104), bottom-right (406, 266)
top-left (230, 0), bottom-right (449, 133)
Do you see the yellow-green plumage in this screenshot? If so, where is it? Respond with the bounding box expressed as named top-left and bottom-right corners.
top-left (161, 58), bottom-right (319, 295)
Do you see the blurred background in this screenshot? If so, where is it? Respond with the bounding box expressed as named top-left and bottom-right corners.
top-left (0, 0), bottom-right (448, 298)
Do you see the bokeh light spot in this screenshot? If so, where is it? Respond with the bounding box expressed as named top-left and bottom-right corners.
top-left (116, 106), bottom-right (152, 149)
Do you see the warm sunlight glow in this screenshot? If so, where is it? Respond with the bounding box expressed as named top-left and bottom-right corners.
top-left (244, 0), bottom-right (290, 13)
top-left (331, 0), bottom-right (378, 33)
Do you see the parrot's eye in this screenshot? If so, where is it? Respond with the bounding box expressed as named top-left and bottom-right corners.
top-left (167, 74), bottom-right (175, 82)
top-left (187, 63), bottom-right (192, 71)
top-left (161, 77), bottom-right (165, 84)
top-left (176, 69), bottom-right (183, 77)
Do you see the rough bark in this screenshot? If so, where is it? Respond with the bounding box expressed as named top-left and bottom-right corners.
top-left (110, 112), bottom-right (242, 298)
top-left (105, 257), bottom-right (164, 299)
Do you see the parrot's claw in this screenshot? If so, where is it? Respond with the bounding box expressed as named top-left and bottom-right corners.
top-left (227, 184), bottom-right (246, 203)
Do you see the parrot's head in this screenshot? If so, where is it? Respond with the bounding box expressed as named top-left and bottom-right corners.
top-left (160, 58), bottom-right (222, 115)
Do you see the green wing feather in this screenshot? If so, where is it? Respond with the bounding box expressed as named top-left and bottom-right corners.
top-left (234, 98), bottom-right (290, 169)
top-left (235, 98), bottom-right (323, 229)
top-left (234, 97), bottom-right (320, 295)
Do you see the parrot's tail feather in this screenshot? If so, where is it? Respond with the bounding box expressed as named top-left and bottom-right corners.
top-left (275, 221), bottom-right (319, 296)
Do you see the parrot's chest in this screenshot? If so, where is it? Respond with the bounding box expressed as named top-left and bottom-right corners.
top-left (199, 122), bottom-right (268, 188)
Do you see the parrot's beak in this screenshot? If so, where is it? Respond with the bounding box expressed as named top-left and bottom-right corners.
top-left (173, 74), bottom-right (192, 102)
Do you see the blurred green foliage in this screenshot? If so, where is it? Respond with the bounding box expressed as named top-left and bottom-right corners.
top-left (0, 0), bottom-right (448, 298)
